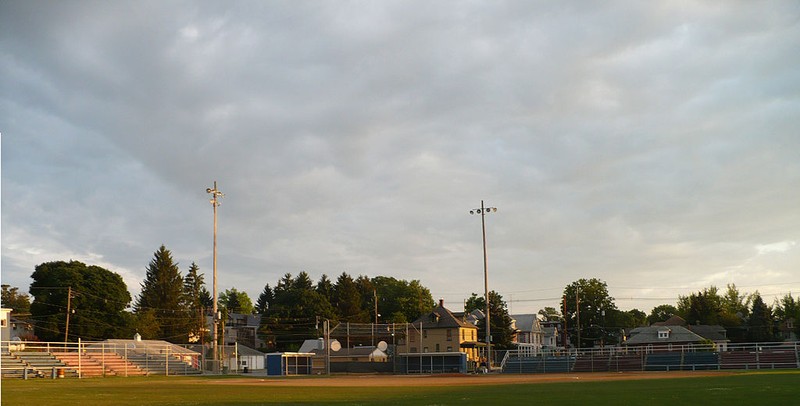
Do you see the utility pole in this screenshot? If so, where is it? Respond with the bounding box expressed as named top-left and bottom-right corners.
top-left (562, 295), bottom-right (567, 349)
top-left (64, 286), bottom-right (72, 342)
top-left (576, 286), bottom-right (581, 351)
top-left (470, 200), bottom-right (497, 371)
top-left (206, 181), bottom-right (224, 372)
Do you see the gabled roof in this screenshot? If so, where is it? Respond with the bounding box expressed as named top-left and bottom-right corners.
top-left (687, 325), bottom-right (729, 342)
top-left (652, 315), bottom-right (686, 326)
top-left (411, 300), bottom-right (477, 330)
top-left (511, 314), bottom-right (542, 333)
top-left (625, 325), bottom-right (705, 345)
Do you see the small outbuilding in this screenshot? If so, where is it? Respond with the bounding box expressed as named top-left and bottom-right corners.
top-left (265, 352), bottom-right (314, 376)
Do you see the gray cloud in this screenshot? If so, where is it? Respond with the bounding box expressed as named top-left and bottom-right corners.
top-left (2, 1), bottom-right (799, 314)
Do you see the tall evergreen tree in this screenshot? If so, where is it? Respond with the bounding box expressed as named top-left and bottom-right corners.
top-left (255, 284), bottom-right (273, 315)
top-left (135, 245), bottom-right (190, 342)
top-left (333, 272), bottom-right (363, 322)
top-left (747, 293), bottom-right (774, 342)
top-left (182, 262), bottom-right (207, 342)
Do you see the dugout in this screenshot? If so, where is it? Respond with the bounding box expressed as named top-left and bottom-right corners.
top-left (398, 352), bottom-right (467, 374)
top-left (266, 352), bottom-right (314, 376)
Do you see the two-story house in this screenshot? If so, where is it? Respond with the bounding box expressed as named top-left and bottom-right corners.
top-left (402, 299), bottom-right (481, 362)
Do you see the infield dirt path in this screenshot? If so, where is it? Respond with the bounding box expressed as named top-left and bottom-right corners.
top-left (202, 371), bottom-right (735, 387)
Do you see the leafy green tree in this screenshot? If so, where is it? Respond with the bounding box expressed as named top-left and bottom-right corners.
top-left (563, 278), bottom-right (617, 348)
top-left (30, 260), bottom-right (132, 341)
top-left (538, 307), bottom-right (561, 321)
top-left (134, 245), bottom-right (191, 343)
top-left (773, 293), bottom-right (799, 339)
top-left (647, 304), bottom-right (678, 325)
top-left (372, 276), bottom-right (434, 323)
top-left (219, 288), bottom-right (254, 314)
top-left (465, 290), bottom-right (515, 350)
top-left (678, 287), bottom-right (723, 326)
top-left (1, 285), bottom-right (31, 313)
top-left (747, 293), bottom-right (774, 342)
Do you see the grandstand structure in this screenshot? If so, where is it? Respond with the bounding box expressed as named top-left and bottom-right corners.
top-left (1, 339), bottom-right (201, 379)
top-left (501, 341), bottom-right (800, 373)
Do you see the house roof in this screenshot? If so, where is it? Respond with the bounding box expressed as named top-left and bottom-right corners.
top-left (411, 300), bottom-right (477, 330)
top-left (311, 346), bottom-right (387, 357)
top-left (93, 339), bottom-right (200, 354)
top-left (511, 314), bottom-right (542, 333)
top-left (652, 315), bottom-right (687, 326)
top-left (231, 344), bottom-right (265, 357)
top-left (687, 325), bottom-right (729, 342)
top-left (625, 325), bottom-right (705, 345)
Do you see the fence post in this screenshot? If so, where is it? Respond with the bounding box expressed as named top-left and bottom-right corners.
top-left (78, 338), bottom-right (82, 379)
top-left (125, 344), bottom-right (128, 377)
top-left (165, 345), bottom-right (170, 376)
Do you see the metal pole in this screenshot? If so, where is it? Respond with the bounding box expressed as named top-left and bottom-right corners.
top-left (207, 181), bottom-right (224, 372)
top-left (576, 286), bottom-right (581, 350)
top-left (480, 200), bottom-right (491, 371)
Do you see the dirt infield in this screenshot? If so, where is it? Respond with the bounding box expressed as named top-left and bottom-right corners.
top-left (205, 371), bottom-right (735, 387)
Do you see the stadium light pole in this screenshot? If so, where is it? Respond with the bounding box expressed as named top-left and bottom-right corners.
top-left (207, 181), bottom-right (224, 372)
top-left (470, 200), bottom-right (497, 371)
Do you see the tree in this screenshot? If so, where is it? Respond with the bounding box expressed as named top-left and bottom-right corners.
top-left (563, 278), bottom-right (617, 348)
top-left (538, 307), bottom-right (561, 322)
top-left (332, 272), bottom-right (363, 322)
top-left (135, 245), bottom-right (191, 343)
top-left (219, 288), bottom-right (254, 314)
top-left (1, 285), bottom-right (31, 313)
top-left (465, 290), bottom-right (515, 350)
top-left (372, 276), bottom-right (434, 323)
top-left (255, 284), bottom-right (273, 315)
top-left (183, 263), bottom-right (207, 342)
top-left (747, 293), bottom-right (774, 342)
top-left (30, 260), bottom-right (132, 341)
top-left (773, 293), bottom-right (799, 340)
top-left (260, 273), bottom-right (335, 351)
top-left (647, 304), bottom-right (678, 325)
top-left (678, 287), bottom-right (723, 326)
top-left (315, 274), bottom-right (334, 303)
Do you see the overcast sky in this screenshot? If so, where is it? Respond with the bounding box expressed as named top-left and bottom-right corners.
top-left (2, 1), bottom-right (799, 316)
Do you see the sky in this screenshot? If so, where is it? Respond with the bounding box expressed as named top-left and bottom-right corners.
top-left (2, 1), bottom-right (799, 316)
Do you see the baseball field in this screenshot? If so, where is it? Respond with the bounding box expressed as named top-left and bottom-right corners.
top-left (3, 370), bottom-right (799, 405)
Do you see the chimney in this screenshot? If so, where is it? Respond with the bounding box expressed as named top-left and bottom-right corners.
top-left (439, 298), bottom-right (445, 308)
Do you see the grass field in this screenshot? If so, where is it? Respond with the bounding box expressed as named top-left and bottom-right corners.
top-left (3, 371), bottom-right (799, 405)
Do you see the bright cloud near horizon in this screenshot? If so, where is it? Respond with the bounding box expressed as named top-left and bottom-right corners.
top-left (2, 1), bottom-right (799, 315)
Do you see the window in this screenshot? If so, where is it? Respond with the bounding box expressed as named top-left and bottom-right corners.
top-left (446, 329), bottom-right (453, 341)
top-left (423, 347), bottom-right (428, 353)
top-left (410, 334), bottom-right (415, 342)
top-left (658, 330), bottom-right (670, 339)
top-left (461, 330), bottom-right (465, 341)
top-left (447, 346), bottom-right (452, 352)
top-left (0, 319), bottom-right (6, 328)
top-left (423, 330), bottom-right (427, 339)
top-left (411, 347), bottom-right (417, 353)
top-left (436, 344), bottom-right (440, 352)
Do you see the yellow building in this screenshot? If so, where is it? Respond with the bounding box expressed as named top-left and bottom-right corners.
top-left (400, 300), bottom-right (482, 362)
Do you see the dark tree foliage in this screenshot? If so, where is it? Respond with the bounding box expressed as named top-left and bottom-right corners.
top-left (1, 285), bottom-right (31, 313)
top-left (255, 284), bottom-right (273, 315)
top-left (135, 245), bottom-right (191, 342)
top-left (465, 290), bottom-right (515, 350)
top-left (260, 273), bottom-right (335, 351)
top-left (747, 293), bottom-right (774, 342)
top-left (183, 262), bottom-right (207, 342)
top-left (773, 293), bottom-right (799, 340)
top-left (332, 272), bottom-right (363, 322)
top-left (315, 274), bottom-right (334, 303)
top-left (563, 278), bottom-right (617, 349)
top-left (219, 288), bottom-right (253, 314)
top-left (372, 276), bottom-right (434, 323)
top-left (29, 260), bottom-right (132, 341)
top-left (647, 304), bottom-right (679, 325)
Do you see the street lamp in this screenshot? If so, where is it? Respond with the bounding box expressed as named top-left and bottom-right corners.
top-left (207, 181), bottom-right (224, 372)
top-left (470, 200), bottom-right (497, 371)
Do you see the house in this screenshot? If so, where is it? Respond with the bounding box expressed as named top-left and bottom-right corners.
top-left (625, 325), bottom-right (708, 349)
top-left (206, 312), bottom-right (266, 350)
top-left (540, 320), bottom-right (566, 349)
top-left (510, 314), bottom-right (544, 355)
top-left (652, 315), bottom-right (729, 351)
top-left (0, 308), bottom-right (10, 342)
top-left (401, 299), bottom-right (481, 362)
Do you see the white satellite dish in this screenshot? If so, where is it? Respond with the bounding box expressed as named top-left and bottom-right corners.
top-left (377, 341), bottom-right (388, 351)
top-left (330, 340), bottom-right (342, 352)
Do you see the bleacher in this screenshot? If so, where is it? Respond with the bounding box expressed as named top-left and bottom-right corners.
top-left (124, 353), bottom-right (202, 375)
top-left (12, 351), bottom-right (79, 378)
top-left (608, 353), bottom-right (644, 372)
top-left (53, 351), bottom-right (147, 377)
top-left (502, 355), bottom-right (575, 373)
top-left (1, 351), bottom-right (29, 378)
top-left (757, 349), bottom-right (798, 369)
top-left (719, 350), bottom-right (759, 370)
top-left (682, 352), bottom-right (719, 370)
top-left (572, 353), bottom-right (611, 372)
top-left (644, 353), bottom-right (682, 371)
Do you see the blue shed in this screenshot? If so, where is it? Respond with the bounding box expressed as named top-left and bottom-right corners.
top-left (266, 352), bottom-right (314, 376)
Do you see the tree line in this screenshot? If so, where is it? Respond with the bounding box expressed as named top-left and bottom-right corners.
top-left (3, 247), bottom-right (798, 349)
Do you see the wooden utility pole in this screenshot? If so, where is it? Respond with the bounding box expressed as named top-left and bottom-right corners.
top-left (64, 287), bottom-right (72, 342)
